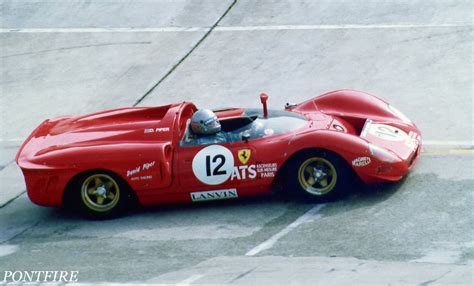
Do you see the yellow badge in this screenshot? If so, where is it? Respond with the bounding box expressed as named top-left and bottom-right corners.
top-left (238, 149), bottom-right (251, 164)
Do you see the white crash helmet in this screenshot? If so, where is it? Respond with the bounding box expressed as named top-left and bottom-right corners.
top-left (190, 109), bottom-right (221, 135)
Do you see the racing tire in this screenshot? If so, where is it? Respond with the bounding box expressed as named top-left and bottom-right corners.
top-left (285, 150), bottom-right (351, 202)
top-left (69, 171), bottom-right (132, 219)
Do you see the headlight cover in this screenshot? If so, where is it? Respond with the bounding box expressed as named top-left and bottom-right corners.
top-left (369, 144), bottom-right (401, 163)
top-left (388, 105), bottom-right (411, 124)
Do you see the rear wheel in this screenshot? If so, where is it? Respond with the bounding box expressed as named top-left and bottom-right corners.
top-left (70, 171), bottom-right (131, 219)
top-left (285, 150), bottom-right (351, 202)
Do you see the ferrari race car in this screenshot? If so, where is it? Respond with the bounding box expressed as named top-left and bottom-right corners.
top-left (17, 90), bottom-right (421, 218)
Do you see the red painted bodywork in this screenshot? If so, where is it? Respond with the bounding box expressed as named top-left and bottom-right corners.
top-left (16, 90), bottom-right (421, 207)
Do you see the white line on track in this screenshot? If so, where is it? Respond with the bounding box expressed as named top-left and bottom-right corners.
top-left (216, 23), bottom-right (471, 31)
top-left (0, 23), bottom-right (470, 33)
top-left (0, 27), bottom-right (209, 33)
top-left (423, 140), bottom-right (473, 148)
top-left (176, 274), bottom-right (204, 286)
top-left (246, 204), bottom-right (325, 256)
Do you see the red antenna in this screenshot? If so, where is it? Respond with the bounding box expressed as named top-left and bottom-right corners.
top-left (260, 92), bottom-right (269, 118)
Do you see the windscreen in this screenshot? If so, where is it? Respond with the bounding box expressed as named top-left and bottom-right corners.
top-left (231, 116), bottom-right (307, 140)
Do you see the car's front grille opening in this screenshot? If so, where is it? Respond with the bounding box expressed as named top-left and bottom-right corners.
top-left (409, 146), bottom-right (420, 166)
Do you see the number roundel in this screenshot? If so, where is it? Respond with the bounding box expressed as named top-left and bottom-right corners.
top-left (192, 145), bottom-right (234, 185)
top-left (369, 124), bottom-right (408, 141)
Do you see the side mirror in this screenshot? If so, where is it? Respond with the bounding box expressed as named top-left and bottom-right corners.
top-left (260, 92), bottom-right (269, 118)
top-left (242, 133), bottom-right (250, 142)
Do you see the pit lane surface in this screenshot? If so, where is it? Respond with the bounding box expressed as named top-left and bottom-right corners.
top-left (0, 0), bottom-right (472, 284)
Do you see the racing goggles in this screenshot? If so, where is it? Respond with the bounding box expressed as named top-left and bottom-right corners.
top-left (203, 116), bottom-right (219, 127)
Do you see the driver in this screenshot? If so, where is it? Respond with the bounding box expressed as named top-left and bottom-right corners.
top-left (189, 109), bottom-right (228, 145)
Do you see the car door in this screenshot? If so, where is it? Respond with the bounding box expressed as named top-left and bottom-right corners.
top-left (176, 140), bottom-right (260, 200)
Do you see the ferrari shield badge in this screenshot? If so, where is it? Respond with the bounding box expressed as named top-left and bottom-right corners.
top-left (238, 149), bottom-right (251, 164)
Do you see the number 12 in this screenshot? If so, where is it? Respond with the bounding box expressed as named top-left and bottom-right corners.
top-left (206, 155), bottom-right (227, 176)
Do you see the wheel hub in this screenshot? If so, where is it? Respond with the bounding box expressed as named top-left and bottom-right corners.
top-left (313, 168), bottom-right (326, 181)
top-left (93, 185), bottom-right (107, 198)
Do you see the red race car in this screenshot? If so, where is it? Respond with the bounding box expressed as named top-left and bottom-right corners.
top-left (17, 90), bottom-right (421, 218)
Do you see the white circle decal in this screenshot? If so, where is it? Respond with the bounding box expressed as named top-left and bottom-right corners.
top-left (369, 124), bottom-right (408, 141)
top-left (192, 145), bottom-right (234, 185)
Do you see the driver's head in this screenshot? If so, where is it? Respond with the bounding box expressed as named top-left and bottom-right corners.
top-left (190, 109), bottom-right (221, 135)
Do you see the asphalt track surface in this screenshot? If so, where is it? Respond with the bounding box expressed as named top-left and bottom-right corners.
top-left (0, 0), bottom-right (472, 284)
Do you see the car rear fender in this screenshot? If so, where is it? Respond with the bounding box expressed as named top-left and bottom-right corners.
top-left (24, 142), bottom-right (174, 193)
top-left (80, 143), bottom-right (173, 192)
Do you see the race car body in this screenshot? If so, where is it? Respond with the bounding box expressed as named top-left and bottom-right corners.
top-left (16, 90), bottom-right (421, 218)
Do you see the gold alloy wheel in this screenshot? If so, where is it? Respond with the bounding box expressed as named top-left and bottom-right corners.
top-left (81, 174), bottom-right (120, 212)
top-left (297, 157), bottom-right (338, 195)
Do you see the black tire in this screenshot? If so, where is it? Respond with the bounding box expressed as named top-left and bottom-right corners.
top-left (68, 171), bottom-right (132, 219)
top-left (284, 150), bottom-right (351, 202)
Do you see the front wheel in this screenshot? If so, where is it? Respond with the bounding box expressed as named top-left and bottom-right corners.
top-left (285, 151), bottom-right (351, 202)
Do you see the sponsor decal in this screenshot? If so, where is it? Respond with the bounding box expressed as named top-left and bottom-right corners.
top-left (130, 175), bottom-right (153, 181)
top-left (126, 161), bottom-right (156, 177)
top-left (144, 127), bottom-right (170, 134)
top-left (229, 163), bottom-right (277, 180)
top-left (231, 165), bottom-right (257, 180)
top-left (256, 163), bottom-right (277, 178)
top-left (368, 124), bottom-right (408, 141)
top-left (191, 145), bottom-right (279, 185)
top-left (190, 188), bottom-right (238, 202)
top-left (127, 166), bottom-right (140, 177)
top-left (238, 149), bottom-right (251, 164)
top-left (143, 161), bottom-right (155, 170)
top-left (352, 156), bottom-right (371, 167)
